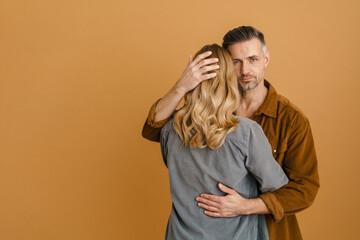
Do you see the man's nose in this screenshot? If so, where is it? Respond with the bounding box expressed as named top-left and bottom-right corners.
top-left (240, 62), bottom-right (249, 76)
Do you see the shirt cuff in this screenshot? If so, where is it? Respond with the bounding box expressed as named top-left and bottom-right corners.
top-left (147, 98), bottom-right (172, 128)
top-left (259, 192), bottom-right (284, 222)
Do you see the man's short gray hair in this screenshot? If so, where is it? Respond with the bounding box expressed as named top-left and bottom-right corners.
top-left (222, 26), bottom-right (267, 55)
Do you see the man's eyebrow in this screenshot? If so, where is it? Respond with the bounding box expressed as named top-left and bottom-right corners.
top-left (232, 55), bottom-right (259, 61)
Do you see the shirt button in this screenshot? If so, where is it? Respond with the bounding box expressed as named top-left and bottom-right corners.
top-left (274, 150), bottom-right (277, 153)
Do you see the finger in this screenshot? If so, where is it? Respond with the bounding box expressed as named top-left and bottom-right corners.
top-left (196, 196), bottom-right (220, 207)
top-left (196, 58), bottom-right (219, 69)
top-left (199, 64), bottom-right (220, 74)
top-left (218, 183), bottom-right (236, 195)
top-left (191, 51), bottom-right (213, 65)
top-left (197, 202), bottom-right (219, 212)
top-left (199, 194), bottom-right (221, 203)
top-left (200, 72), bottom-right (217, 81)
top-left (203, 210), bottom-right (222, 218)
top-left (188, 55), bottom-right (193, 64)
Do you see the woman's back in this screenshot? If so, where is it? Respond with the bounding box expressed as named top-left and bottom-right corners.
top-left (160, 116), bottom-right (288, 240)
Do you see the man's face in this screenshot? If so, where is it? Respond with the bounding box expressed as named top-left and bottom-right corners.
top-left (227, 38), bottom-right (270, 91)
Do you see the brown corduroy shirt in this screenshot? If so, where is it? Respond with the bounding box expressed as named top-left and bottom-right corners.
top-left (142, 80), bottom-right (320, 240)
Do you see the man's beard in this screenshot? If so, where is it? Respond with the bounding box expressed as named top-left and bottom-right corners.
top-left (237, 75), bottom-right (261, 91)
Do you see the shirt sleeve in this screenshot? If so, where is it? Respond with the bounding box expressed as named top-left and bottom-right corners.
top-left (142, 98), bottom-right (173, 142)
top-left (159, 128), bottom-right (168, 167)
top-left (245, 122), bottom-right (289, 193)
top-left (259, 117), bottom-right (320, 222)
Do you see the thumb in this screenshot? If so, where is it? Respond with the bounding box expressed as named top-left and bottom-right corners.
top-left (218, 183), bottom-right (235, 195)
top-left (188, 54), bottom-right (193, 64)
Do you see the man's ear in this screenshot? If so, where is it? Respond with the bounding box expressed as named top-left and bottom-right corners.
top-left (264, 51), bottom-right (270, 67)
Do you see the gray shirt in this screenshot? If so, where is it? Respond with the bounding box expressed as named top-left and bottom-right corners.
top-left (160, 116), bottom-right (288, 240)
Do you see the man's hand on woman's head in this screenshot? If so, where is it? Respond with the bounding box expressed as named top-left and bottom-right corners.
top-left (173, 51), bottom-right (219, 95)
top-left (153, 51), bottom-right (220, 123)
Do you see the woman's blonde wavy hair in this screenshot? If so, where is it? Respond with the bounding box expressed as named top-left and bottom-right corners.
top-left (173, 44), bottom-right (240, 149)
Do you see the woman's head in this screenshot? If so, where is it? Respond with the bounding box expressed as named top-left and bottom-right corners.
top-left (173, 44), bottom-right (240, 149)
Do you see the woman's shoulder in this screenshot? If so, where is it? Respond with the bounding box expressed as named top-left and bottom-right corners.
top-left (161, 118), bottom-right (175, 134)
top-left (234, 116), bottom-right (262, 132)
top-left (228, 116), bottom-right (263, 142)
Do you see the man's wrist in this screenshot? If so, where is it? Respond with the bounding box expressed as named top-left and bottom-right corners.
top-left (246, 198), bottom-right (270, 215)
top-left (171, 84), bottom-right (187, 98)
top-left (153, 84), bottom-right (185, 123)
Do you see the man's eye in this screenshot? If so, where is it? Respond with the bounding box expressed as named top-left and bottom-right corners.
top-left (250, 58), bottom-right (257, 62)
top-left (233, 60), bottom-right (239, 64)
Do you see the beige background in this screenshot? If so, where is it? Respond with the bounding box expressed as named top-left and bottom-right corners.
top-left (0, 0), bottom-right (359, 239)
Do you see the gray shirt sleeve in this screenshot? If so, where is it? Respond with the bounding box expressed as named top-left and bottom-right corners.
top-left (245, 123), bottom-right (289, 193)
top-left (160, 127), bottom-right (169, 167)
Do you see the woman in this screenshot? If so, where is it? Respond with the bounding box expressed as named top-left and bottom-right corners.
top-left (160, 44), bottom-right (288, 240)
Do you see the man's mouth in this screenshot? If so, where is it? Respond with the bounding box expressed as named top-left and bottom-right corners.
top-left (240, 77), bottom-right (253, 81)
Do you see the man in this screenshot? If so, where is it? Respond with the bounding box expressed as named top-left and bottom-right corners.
top-left (142, 26), bottom-right (319, 240)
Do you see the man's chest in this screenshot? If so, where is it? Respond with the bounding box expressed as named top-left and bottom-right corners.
top-left (252, 115), bottom-right (292, 166)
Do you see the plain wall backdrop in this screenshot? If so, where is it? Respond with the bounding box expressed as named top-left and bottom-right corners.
top-left (1, 0), bottom-right (359, 239)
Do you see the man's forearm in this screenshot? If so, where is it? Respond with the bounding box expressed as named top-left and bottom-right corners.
top-left (247, 198), bottom-right (270, 215)
top-left (154, 87), bottom-right (185, 122)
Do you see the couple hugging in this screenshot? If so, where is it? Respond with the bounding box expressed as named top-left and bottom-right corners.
top-left (142, 26), bottom-right (319, 240)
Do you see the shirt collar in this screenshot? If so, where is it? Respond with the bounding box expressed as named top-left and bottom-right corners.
top-left (256, 80), bottom-right (278, 118)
